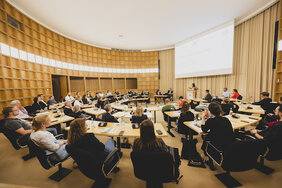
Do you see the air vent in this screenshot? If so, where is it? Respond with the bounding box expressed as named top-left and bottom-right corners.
top-left (7, 14), bottom-right (23, 31)
top-left (111, 48), bottom-right (141, 52)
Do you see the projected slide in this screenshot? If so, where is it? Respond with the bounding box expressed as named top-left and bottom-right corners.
top-left (175, 21), bottom-right (234, 78)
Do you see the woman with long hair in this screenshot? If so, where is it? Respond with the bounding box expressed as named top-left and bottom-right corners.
top-left (30, 114), bottom-right (68, 160)
top-left (177, 102), bottom-right (195, 135)
top-left (133, 119), bottom-right (167, 152)
top-left (68, 118), bottom-right (116, 160)
top-left (201, 102), bottom-right (234, 170)
top-left (131, 106), bottom-right (148, 124)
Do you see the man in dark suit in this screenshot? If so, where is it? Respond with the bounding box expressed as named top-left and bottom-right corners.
top-left (203, 89), bottom-right (212, 103)
top-left (37, 94), bottom-right (48, 109)
top-left (102, 104), bottom-right (119, 123)
top-left (253, 92), bottom-right (272, 113)
top-left (64, 101), bottom-right (79, 118)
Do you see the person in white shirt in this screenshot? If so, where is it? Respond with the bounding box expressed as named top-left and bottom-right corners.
top-left (10, 100), bottom-right (32, 120)
top-left (221, 88), bottom-right (230, 98)
top-left (30, 114), bottom-right (69, 160)
top-left (74, 96), bottom-right (83, 107)
top-left (98, 92), bottom-right (104, 98)
top-left (65, 92), bottom-right (74, 102)
top-left (106, 90), bottom-right (112, 97)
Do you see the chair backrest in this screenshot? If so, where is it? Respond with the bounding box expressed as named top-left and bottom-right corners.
top-left (27, 139), bottom-right (51, 169)
top-left (25, 105), bottom-right (35, 114)
top-left (237, 95), bottom-right (243, 100)
top-left (265, 125), bottom-right (282, 161)
top-left (222, 139), bottom-right (265, 172)
top-left (0, 119), bottom-right (22, 150)
top-left (130, 151), bottom-right (174, 183)
top-left (66, 145), bottom-right (104, 180)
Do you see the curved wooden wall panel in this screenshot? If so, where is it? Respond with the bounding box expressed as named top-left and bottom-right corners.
top-left (0, 0), bottom-right (159, 112)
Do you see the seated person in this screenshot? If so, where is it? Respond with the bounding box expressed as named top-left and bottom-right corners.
top-left (201, 102), bottom-right (234, 169)
top-left (162, 98), bottom-right (175, 113)
top-left (32, 96), bottom-right (43, 112)
top-left (203, 89), bottom-right (212, 103)
top-left (252, 92), bottom-right (272, 112)
top-left (177, 102), bottom-right (195, 135)
top-left (248, 104), bottom-right (282, 146)
top-left (47, 96), bottom-right (58, 105)
top-left (64, 101), bottom-right (77, 118)
top-left (30, 114), bottom-right (68, 161)
top-left (75, 92), bottom-right (80, 99)
top-left (131, 106), bottom-right (148, 124)
top-left (73, 105), bottom-right (83, 118)
top-left (2, 106), bottom-right (32, 146)
top-left (167, 88), bottom-right (173, 100)
top-left (10, 100), bottom-right (32, 120)
top-left (82, 94), bottom-right (90, 105)
top-left (231, 89), bottom-right (239, 99)
top-left (106, 90), bottom-right (113, 97)
top-left (133, 119), bottom-right (167, 152)
top-left (154, 89), bottom-right (162, 104)
top-left (96, 96), bottom-right (104, 109)
top-left (114, 89), bottom-right (119, 96)
top-left (86, 91), bottom-right (93, 101)
top-left (98, 92), bottom-right (104, 98)
top-left (65, 92), bottom-right (74, 102)
top-left (102, 104), bottom-right (119, 123)
top-left (178, 96), bottom-right (189, 108)
top-left (221, 88), bottom-right (230, 98)
top-left (67, 118), bottom-right (117, 162)
top-left (220, 98), bottom-right (239, 115)
top-left (250, 104), bottom-right (282, 139)
top-left (74, 96), bottom-right (83, 107)
top-left (38, 94), bottom-right (48, 110)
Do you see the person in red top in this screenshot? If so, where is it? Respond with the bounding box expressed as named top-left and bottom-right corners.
top-left (179, 96), bottom-right (189, 107)
top-left (231, 89), bottom-right (239, 99)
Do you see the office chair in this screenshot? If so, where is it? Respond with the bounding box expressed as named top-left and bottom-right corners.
top-left (28, 136), bottom-right (72, 181)
top-left (131, 151), bottom-right (181, 188)
top-left (205, 139), bottom-right (265, 187)
top-left (0, 119), bottom-right (34, 160)
top-left (66, 145), bottom-right (120, 188)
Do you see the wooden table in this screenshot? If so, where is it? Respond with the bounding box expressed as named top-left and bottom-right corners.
top-left (164, 109), bottom-right (202, 137)
top-left (111, 103), bottom-right (162, 123)
top-left (235, 103), bottom-right (265, 115)
top-left (191, 98), bottom-right (208, 103)
top-left (184, 113), bottom-right (262, 135)
top-left (154, 95), bottom-right (169, 104)
top-left (113, 111), bottom-right (152, 119)
top-left (183, 113), bottom-right (261, 166)
top-left (49, 103), bottom-right (65, 110)
top-left (66, 120), bottom-right (168, 152)
top-left (195, 103), bottom-right (209, 109)
top-left (36, 111), bottom-right (74, 126)
top-left (82, 108), bottom-right (106, 116)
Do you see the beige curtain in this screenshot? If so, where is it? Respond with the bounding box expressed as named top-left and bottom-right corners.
top-left (159, 2), bottom-right (279, 102)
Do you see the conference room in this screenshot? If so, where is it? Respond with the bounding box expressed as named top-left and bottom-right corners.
top-left (0, 0), bottom-right (282, 187)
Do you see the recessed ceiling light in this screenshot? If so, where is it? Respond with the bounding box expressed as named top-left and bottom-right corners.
top-left (118, 34), bottom-right (123, 38)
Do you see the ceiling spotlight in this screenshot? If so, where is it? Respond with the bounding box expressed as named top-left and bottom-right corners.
top-left (118, 34), bottom-right (123, 38)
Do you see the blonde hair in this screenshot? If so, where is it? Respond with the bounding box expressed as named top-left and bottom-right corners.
top-left (135, 106), bottom-right (144, 117)
top-left (68, 118), bottom-right (87, 145)
top-left (32, 114), bottom-right (49, 132)
top-left (73, 105), bottom-right (81, 113)
top-left (10, 100), bottom-right (20, 106)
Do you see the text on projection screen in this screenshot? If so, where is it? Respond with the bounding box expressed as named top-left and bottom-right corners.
top-left (175, 21), bottom-right (234, 78)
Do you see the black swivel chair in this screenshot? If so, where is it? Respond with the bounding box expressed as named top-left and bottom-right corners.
top-left (237, 95), bottom-right (243, 100)
top-left (0, 119), bottom-right (34, 160)
top-left (24, 105), bottom-right (36, 116)
top-left (205, 139), bottom-right (265, 187)
top-left (66, 144), bottom-right (120, 188)
top-left (27, 137), bottom-right (72, 181)
top-left (131, 151), bottom-right (181, 188)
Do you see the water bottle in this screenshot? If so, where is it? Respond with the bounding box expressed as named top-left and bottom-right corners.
top-left (229, 108), bottom-right (233, 115)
